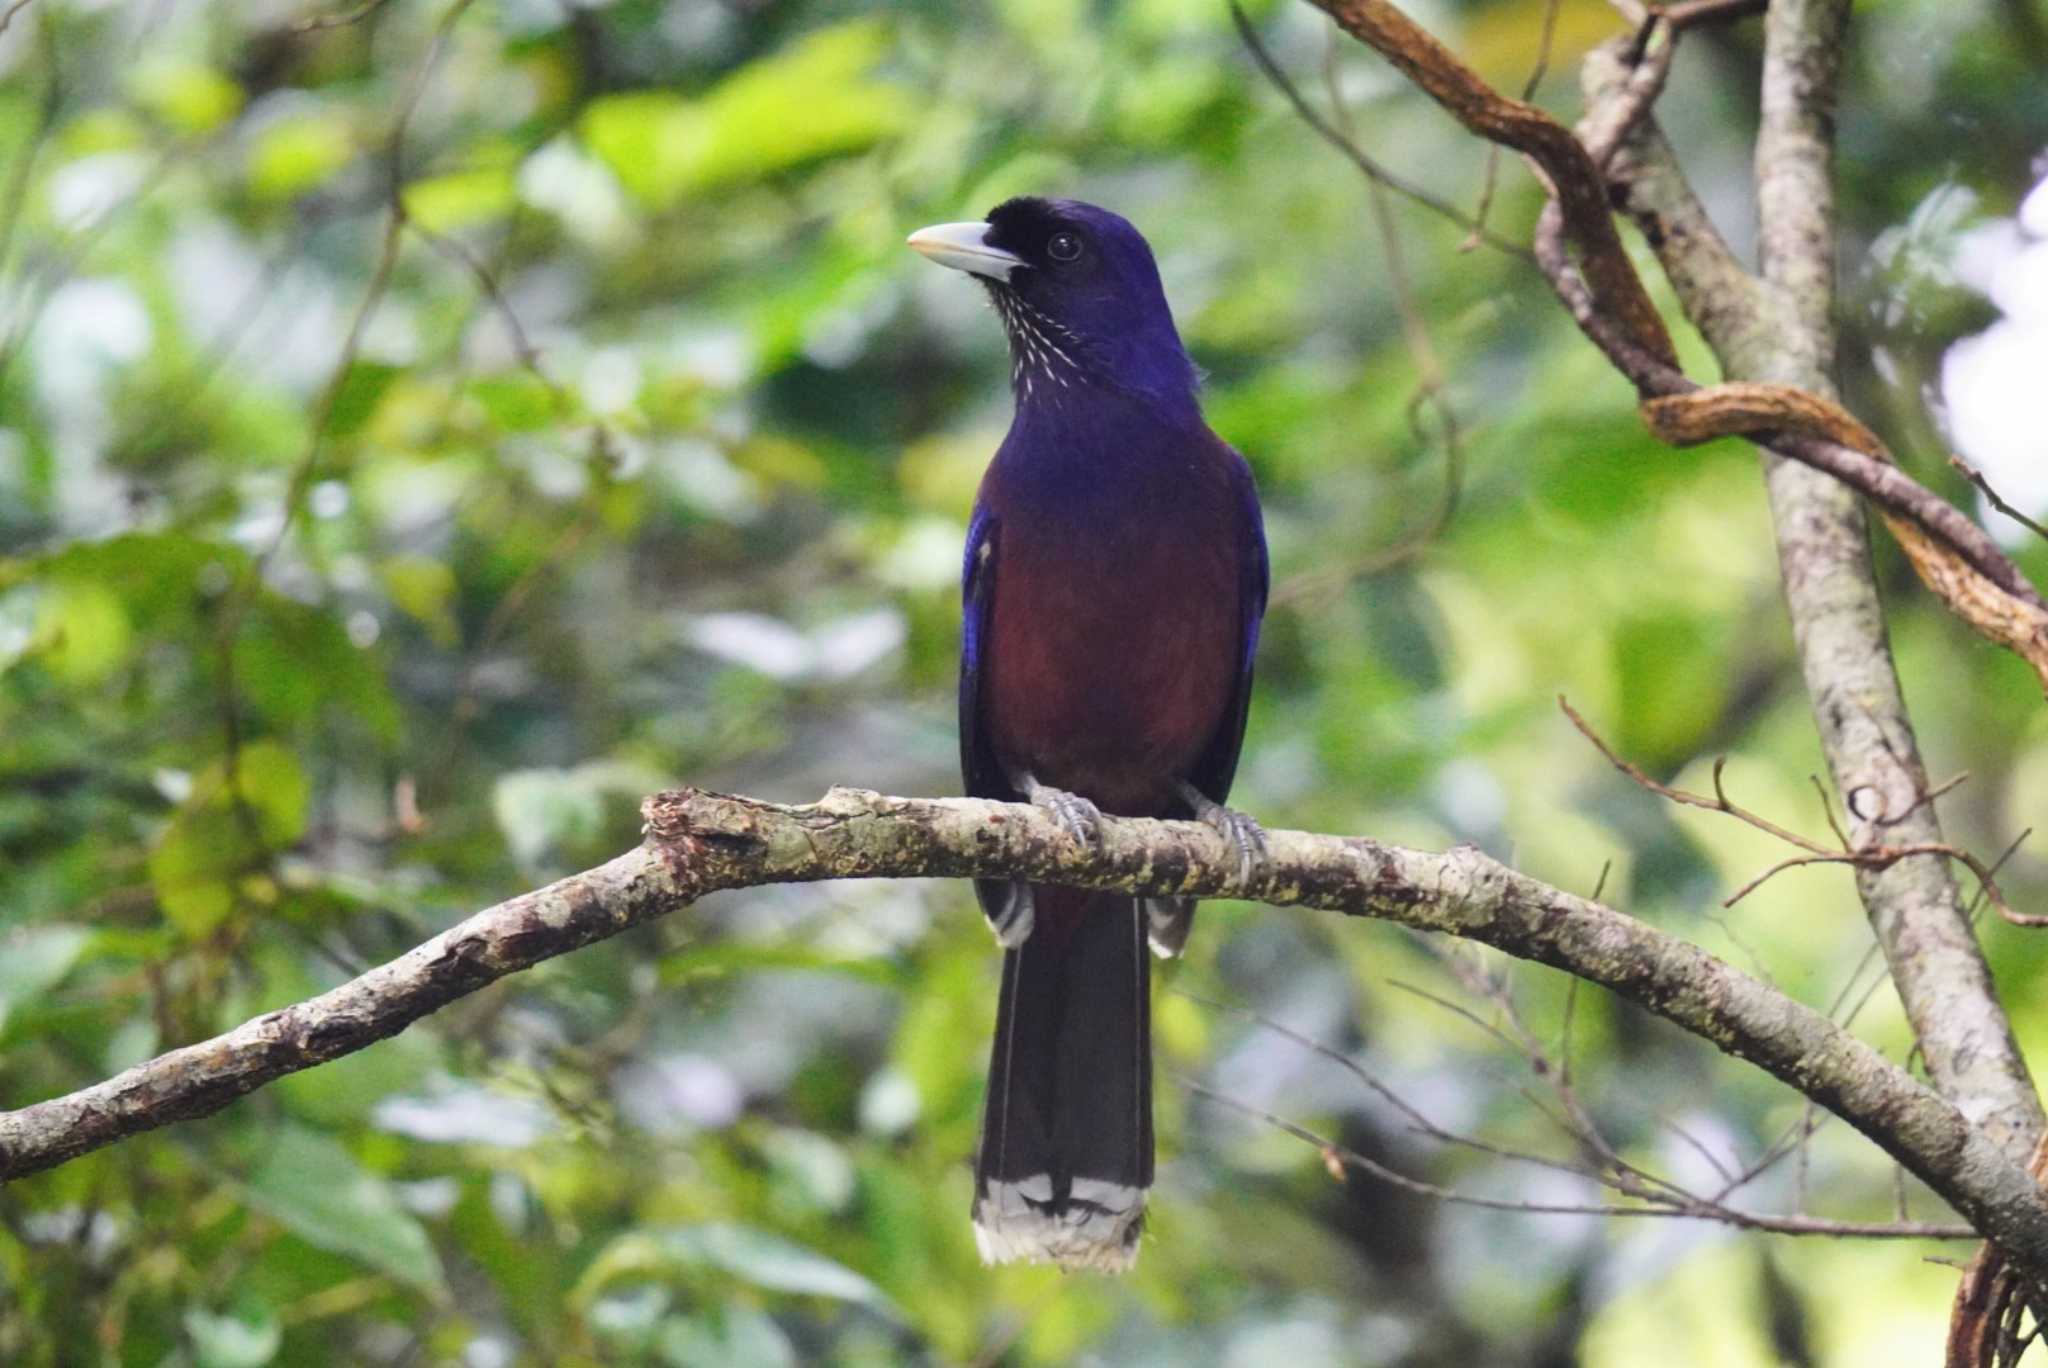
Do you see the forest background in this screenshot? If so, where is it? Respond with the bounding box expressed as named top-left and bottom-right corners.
top-left (4, 0), bottom-right (2048, 1363)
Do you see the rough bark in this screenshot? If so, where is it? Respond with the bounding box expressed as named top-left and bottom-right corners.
top-left (1311, 0), bottom-right (2048, 682)
top-left (6, 787), bottom-right (2048, 1277)
top-left (1588, 3), bottom-right (2043, 1163)
top-left (1579, 9), bottom-right (2048, 1352)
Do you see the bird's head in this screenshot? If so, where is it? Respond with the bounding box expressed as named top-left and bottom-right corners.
top-left (908, 197), bottom-right (1198, 413)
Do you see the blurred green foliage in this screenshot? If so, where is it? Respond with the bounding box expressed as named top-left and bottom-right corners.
top-left (3, 0), bottom-right (2047, 1363)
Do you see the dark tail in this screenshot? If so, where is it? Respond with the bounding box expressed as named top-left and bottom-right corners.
top-left (973, 887), bottom-right (1152, 1271)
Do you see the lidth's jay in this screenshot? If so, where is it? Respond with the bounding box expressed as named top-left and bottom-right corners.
top-left (909, 198), bottom-right (1269, 1271)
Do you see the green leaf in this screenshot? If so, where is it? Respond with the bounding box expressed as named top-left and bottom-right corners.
top-left (147, 742), bottom-right (309, 936)
top-left (469, 373), bottom-right (568, 432)
top-left (234, 740), bottom-right (310, 846)
top-left (55, 107), bottom-right (148, 157)
top-left (574, 1223), bottom-right (896, 1318)
top-left (32, 579), bottom-right (133, 684)
top-left (239, 1128), bottom-right (446, 1295)
top-left (234, 594), bottom-right (400, 741)
top-left (0, 924), bottom-right (91, 1035)
top-left (658, 1307), bottom-right (797, 1368)
top-left (380, 554), bottom-right (461, 647)
top-left (326, 361), bottom-right (401, 439)
top-left (129, 58), bottom-right (244, 134)
top-left (402, 167), bottom-right (517, 233)
top-left (492, 768), bottom-right (606, 872)
top-left (581, 21), bottom-right (910, 207)
top-left (492, 761), bottom-right (659, 872)
top-left (247, 109), bottom-right (356, 200)
top-left (149, 816), bottom-right (237, 934)
top-left (26, 532), bottom-right (240, 623)
top-left (184, 1306), bottom-right (282, 1368)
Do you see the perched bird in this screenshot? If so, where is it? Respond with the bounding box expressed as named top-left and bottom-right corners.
top-left (908, 198), bottom-right (1269, 1271)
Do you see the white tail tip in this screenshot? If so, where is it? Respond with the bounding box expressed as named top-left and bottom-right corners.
top-left (973, 1176), bottom-right (1145, 1272)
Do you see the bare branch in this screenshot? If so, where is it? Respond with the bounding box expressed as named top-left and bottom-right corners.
top-left (1174, 988), bottom-right (1600, 1183)
top-left (1566, 696), bottom-right (2028, 924)
top-left (1562, 695), bottom-right (1837, 855)
top-left (1953, 455), bottom-right (2048, 546)
top-left (1283, 0), bottom-right (2048, 690)
top-left (8, 786), bottom-right (2048, 1278)
top-left (1190, 1079), bottom-right (1977, 1240)
top-left (1463, 0), bottom-right (1562, 248)
top-left (1304, 0), bottom-right (1677, 364)
top-left (1228, 2), bottom-right (1533, 260)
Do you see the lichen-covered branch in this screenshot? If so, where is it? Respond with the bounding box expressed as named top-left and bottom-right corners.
top-left (1296, 0), bottom-right (2043, 1160)
top-left (1576, 9), bottom-right (2048, 1350)
top-left (1295, 0), bottom-right (2048, 687)
top-left (6, 787), bottom-right (2048, 1277)
top-left (0, 839), bottom-right (694, 1182)
top-left (1585, 1), bottom-right (2045, 1166)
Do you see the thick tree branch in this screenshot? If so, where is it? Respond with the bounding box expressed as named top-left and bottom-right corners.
top-left (6, 788), bottom-right (2048, 1277)
top-left (1304, 0), bottom-right (1676, 365)
top-left (1584, 4), bottom-right (2044, 1165)
top-left (1287, 4), bottom-right (2042, 1145)
top-left (1582, 8), bottom-right (2048, 1349)
top-left (1260, 2), bottom-right (2048, 1334)
top-left (1293, 0), bottom-right (2048, 687)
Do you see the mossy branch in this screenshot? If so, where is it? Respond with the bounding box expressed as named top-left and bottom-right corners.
top-left (6, 786), bottom-right (2048, 1278)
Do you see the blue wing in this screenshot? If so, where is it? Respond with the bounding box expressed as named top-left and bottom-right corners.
top-left (960, 502), bottom-right (1030, 935)
top-left (1186, 449), bottom-right (1268, 807)
top-left (960, 501), bottom-right (1009, 803)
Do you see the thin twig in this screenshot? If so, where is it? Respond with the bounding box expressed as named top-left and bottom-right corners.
top-left (1269, 23), bottom-right (1469, 605)
top-left (407, 218), bottom-right (554, 381)
top-left (1397, 947), bottom-right (1690, 1202)
top-left (1662, 1115), bottom-right (1737, 1185)
top-left (1463, 0), bottom-right (1562, 250)
top-left (1386, 975), bottom-right (1527, 1059)
top-left (1228, 2), bottom-right (1535, 261)
top-left (1721, 841), bottom-right (2032, 927)
top-left (1563, 696), bottom-right (1835, 855)
top-left (1567, 695), bottom-right (2033, 926)
top-left (1187, 1080), bottom-right (1976, 1240)
top-left (1809, 774), bottom-right (1853, 849)
top-left (1886, 771), bottom-right (1972, 828)
top-left (1176, 988), bottom-right (1602, 1181)
top-left (1953, 455), bottom-right (2048, 545)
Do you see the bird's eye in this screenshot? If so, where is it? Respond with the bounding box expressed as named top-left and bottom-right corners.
top-left (1046, 231), bottom-right (1083, 263)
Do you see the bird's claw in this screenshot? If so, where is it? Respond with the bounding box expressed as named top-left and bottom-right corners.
top-left (1024, 780), bottom-right (1102, 849)
top-left (1210, 807), bottom-right (1269, 886)
top-left (1178, 782), bottom-right (1269, 888)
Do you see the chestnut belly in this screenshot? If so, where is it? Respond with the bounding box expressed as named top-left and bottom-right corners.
top-left (983, 546), bottom-right (1239, 816)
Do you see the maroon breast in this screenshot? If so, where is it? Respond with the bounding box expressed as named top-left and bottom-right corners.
top-left (983, 486), bottom-right (1242, 817)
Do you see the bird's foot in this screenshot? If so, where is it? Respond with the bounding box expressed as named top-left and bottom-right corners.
top-left (1177, 782), bottom-right (1269, 887)
top-left (1019, 775), bottom-right (1102, 849)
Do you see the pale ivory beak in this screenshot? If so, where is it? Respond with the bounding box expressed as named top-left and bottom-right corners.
top-left (906, 221), bottom-right (1025, 280)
